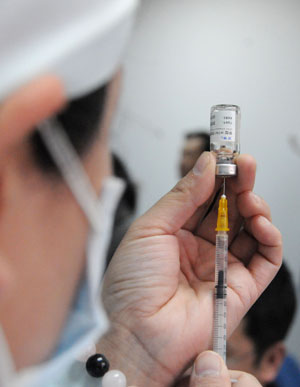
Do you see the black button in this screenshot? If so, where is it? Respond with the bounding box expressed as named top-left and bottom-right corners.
top-left (86, 354), bottom-right (110, 378)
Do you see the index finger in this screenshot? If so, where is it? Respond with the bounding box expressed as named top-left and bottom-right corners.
top-left (130, 152), bottom-right (216, 238)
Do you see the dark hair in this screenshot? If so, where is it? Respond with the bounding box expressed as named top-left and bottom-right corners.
top-left (105, 154), bottom-right (137, 268)
top-left (185, 131), bottom-right (210, 152)
top-left (245, 262), bottom-right (297, 363)
top-left (112, 154), bottom-right (137, 212)
top-left (29, 84), bottom-right (107, 175)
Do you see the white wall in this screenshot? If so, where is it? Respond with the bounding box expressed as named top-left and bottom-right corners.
top-left (111, 0), bottom-right (300, 360)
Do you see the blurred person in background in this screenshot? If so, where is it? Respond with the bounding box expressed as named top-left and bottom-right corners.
top-left (179, 131), bottom-right (210, 177)
top-left (227, 262), bottom-right (300, 387)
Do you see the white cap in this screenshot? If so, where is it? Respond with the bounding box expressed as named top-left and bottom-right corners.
top-left (0, 0), bottom-right (139, 100)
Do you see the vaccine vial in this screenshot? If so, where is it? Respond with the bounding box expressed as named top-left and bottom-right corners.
top-left (210, 104), bottom-right (240, 177)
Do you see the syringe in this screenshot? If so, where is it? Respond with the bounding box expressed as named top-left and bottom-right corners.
top-left (213, 180), bottom-right (229, 362)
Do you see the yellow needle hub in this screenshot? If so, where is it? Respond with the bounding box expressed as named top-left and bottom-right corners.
top-left (216, 194), bottom-right (230, 232)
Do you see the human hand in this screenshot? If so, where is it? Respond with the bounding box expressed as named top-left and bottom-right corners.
top-left (101, 152), bottom-right (282, 386)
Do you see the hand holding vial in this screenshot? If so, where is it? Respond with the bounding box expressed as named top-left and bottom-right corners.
top-left (101, 150), bottom-right (282, 386)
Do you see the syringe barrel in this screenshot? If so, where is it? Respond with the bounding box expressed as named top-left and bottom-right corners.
top-left (215, 231), bottom-right (228, 286)
top-left (213, 231), bottom-right (228, 362)
top-left (213, 297), bottom-right (227, 361)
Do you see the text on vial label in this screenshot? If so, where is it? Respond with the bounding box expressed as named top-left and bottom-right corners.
top-left (210, 111), bottom-right (236, 142)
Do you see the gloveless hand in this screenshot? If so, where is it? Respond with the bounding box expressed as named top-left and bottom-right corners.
top-left (101, 152), bottom-right (282, 386)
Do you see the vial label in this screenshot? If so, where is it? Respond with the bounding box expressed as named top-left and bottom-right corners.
top-left (210, 111), bottom-right (236, 142)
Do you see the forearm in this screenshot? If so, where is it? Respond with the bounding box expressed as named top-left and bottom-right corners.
top-left (97, 323), bottom-right (174, 387)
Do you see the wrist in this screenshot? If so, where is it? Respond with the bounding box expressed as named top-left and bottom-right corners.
top-left (97, 322), bottom-right (173, 387)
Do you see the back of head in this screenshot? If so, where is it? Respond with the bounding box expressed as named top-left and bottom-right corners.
top-left (245, 262), bottom-right (297, 362)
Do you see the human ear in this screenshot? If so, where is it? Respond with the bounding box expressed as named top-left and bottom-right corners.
top-left (0, 75), bottom-right (65, 156)
top-left (256, 342), bottom-right (286, 384)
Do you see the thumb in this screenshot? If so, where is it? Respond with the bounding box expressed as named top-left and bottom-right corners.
top-left (190, 351), bottom-right (231, 387)
top-left (133, 152), bottom-right (216, 236)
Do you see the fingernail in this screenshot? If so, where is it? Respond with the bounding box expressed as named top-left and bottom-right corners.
top-left (260, 216), bottom-right (271, 226)
top-left (194, 352), bottom-right (221, 377)
top-left (251, 192), bottom-right (261, 205)
top-left (193, 152), bottom-right (211, 176)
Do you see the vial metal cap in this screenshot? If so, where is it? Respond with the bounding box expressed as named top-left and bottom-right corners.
top-left (215, 163), bottom-right (237, 177)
